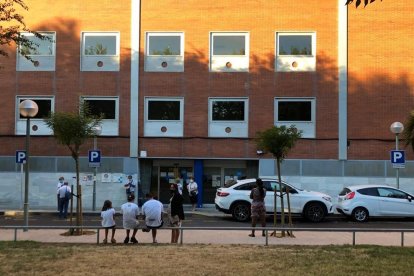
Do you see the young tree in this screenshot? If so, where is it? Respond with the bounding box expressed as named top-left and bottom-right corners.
top-left (346, 0), bottom-right (382, 8)
top-left (44, 101), bottom-right (102, 234)
top-left (256, 125), bottom-right (301, 237)
top-left (0, 0), bottom-right (49, 61)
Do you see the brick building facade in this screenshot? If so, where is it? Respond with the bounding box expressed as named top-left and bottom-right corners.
top-left (0, 0), bottom-right (413, 210)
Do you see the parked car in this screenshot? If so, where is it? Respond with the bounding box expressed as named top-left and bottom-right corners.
top-left (336, 185), bottom-right (414, 222)
top-left (214, 178), bottom-right (333, 222)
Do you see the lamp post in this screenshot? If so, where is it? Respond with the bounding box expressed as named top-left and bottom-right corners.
top-left (390, 121), bottom-right (404, 189)
top-left (19, 100), bottom-right (39, 231)
top-left (92, 125), bottom-right (102, 211)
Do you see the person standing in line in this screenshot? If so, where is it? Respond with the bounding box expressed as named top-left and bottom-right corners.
top-left (175, 178), bottom-right (183, 195)
top-left (121, 194), bottom-right (140, 244)
top-left (57, 181), bottom-right (71, 219)
top-left (169, 183), bottom-right (184, 243)
top-left (187, 176), bottom-right (198, 211)
top-left (249, 178), bottom-right (266, 237)
top-left (124, 175), bottom-right (136, 200)
top-left (142, 193), bottom-right (164, 243)
top-left (56, 176), bottom-right (64, 211)
top-left (101, 200), bottom-right (116, 244)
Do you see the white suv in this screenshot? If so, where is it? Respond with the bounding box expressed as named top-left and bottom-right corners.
top-left (215, 178), bottom-right (333, 222)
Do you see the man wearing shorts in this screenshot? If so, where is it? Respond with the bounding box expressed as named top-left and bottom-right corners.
top-left (142, 193), bottom-right (164, 243)
top-left (121, 194), bottom-right (140, 244)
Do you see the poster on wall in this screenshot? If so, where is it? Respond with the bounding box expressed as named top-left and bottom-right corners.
top-left (101, 173), bottom-right (112, 183)
top-left (81, 174), bottom-right (93, 186)
top-left (212, 175), bottom-right (221, 187)
top-left (112, 173), bottom-right (124, 184)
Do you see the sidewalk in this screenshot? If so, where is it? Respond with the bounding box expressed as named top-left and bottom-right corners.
top-left (1, 207), bottom-right (414, 246)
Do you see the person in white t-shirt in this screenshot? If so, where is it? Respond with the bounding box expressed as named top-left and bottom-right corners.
top-left (142, 193), bottom-right (164, 243)
top-left (121, 194), bottom-right (139, 244)
top-left (56, 176), bottom-right (64, 210)
top-left (187, 176), bottom-right (198, 211)
top-left (101, 200), bottom-right (116, 244)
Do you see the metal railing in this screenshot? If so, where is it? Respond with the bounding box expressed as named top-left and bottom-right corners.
top-left (1, 226), bottom-right (414, 247)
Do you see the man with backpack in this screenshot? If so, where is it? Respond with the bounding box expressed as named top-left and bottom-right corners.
top-left (57, 182), bottom-right (71, 219)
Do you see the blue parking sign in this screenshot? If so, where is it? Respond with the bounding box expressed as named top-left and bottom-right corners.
top-left (391, 150), bottom-right (405, 168)
top-left (16, 151), bottom-right (26, 164)
top-left (88, 150), bottom-right (101, 167)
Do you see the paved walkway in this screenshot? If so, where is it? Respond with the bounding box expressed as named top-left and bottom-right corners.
top-left (1, 208), bottom-right (414, 246)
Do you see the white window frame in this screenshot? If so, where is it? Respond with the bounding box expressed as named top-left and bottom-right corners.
top-left (81, 32), bottom-right (120, 71)
top-left (16, 96), bottom-right (54, 135)
top-left (81, 96), bottom-right (119, 136)
top-left (210, 32), bottom-right (249, 72)
top-left (144, 32), bottom-right (184, 72)
top-left (208, 97), bottom-right (248, 138)
top-left (275, 32), bottom-right (316, 72)
top-left (274, 97), bottom-right (316, 138)
top-left (144, 97), bottom-right (184, 137)
top-left (16, 32), bottom-right (56, 71)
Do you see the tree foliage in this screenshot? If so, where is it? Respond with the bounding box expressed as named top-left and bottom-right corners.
top-left (346, 0), bottom-right (382, 8)
top-left (44, 101), bottom-right (102, 233)
top-left (256, 125), bottom-right (301, 237)
top-left (0, 0), bottom-right (49, 60)
top-left (402, 111), bottom-right (414, 152)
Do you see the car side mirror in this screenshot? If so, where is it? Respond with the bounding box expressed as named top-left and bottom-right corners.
top-left (408, 196), bottom-right (412, 202)
top-left (289, 189), bottom-right (298, 194)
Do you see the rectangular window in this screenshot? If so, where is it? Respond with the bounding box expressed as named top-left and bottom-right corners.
top-left (210, 32), bottom-right (249, 72)
top-left (16, 96), bottom-right (54, 135)
top-left (275, 98), bottom-right (315, 138)
top-left (83, 35), bottom-right (118, 56)
top-left (212, 36), bottom-right (246, 56)
top-left (84, 99), bottom-right (116, 120)
top-left (148, 36), bottom-right (181, 56)
top-left (144, 97), bottom-right (184, 137)
top-left (82, 97), bottom-right (119, 136)
top-left (81, 32), bottom-right (120, 71)
top-left (17, 32), bottom-right (56, 71)
top-left (145, 32), bottom-right (184, 72)
top-left (212, 101), bottom-right (245, 121)
top-left (209, 98), bottom-right (248, 137)
top-left (275, 32), bottom-right (316, 72)
top-left (148, 101), bottom-right (181, 120)
top-left (278, 35), bottom-right (312, 56)
top-left (277, 101), bottom-right (312, 122)
top-left (19, 33), bottom-right (55, 56)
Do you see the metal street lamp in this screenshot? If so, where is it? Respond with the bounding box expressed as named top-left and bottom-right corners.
top-left (390, 121), bottom-right (404, 189)
top-left (92, 125), bottom-right (102, 211)
top-left (19, 100), bottom-right (39, 231)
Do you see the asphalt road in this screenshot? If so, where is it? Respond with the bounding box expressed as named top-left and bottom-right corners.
top-left (2, 213), bottom-right (414, 229)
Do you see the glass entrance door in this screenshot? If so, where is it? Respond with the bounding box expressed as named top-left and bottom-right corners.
top-left (158, 166), bottom-right (193, 204)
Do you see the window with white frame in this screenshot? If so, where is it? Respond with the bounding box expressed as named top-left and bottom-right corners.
top-left (144, 97), bottom-right (184, 137)
top-left (17, 32), bottom-right (56, 71)
top-left (145, 32), bottom-right (184, 72)
top-left (210, 32), bottom-right (249, 72)
top-left (16, 96), bottom-right (54, 135)
top-left (209, 98), bottom-right (248, 137)
top-left (81, 32), bottom-right (120, 71)
top-left (82, 97), bottom-right (119, 136)
top-left (275, 32), bottom-right (316, 72)
top-left (274, 98), bottom-right (315, 138)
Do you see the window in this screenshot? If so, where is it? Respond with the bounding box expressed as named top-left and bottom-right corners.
top-left (16, 96), bottom-right (54, 135)
top-left (145, 32), bottom-right (184, 72)
top-left (358, 188), bottom-right (379, 197)
top-left (209, 98), bottom-right (248, 137)
top-left (17, 32), bottom-right (56, 71)
top-left (275, 98), bottom-right (315, 138)
top-left (81, 32), bottom-right (120, 71)
top-left (275, 32), bottom-right (316, 72)
top-left (82, 97), bottom-right (119, 136)
top-left (144, 97), bottom-right (184, 137)
top-left (234, 182), bottom-right (256, 191)
top-left (210, 32), bottom-right (249, 72)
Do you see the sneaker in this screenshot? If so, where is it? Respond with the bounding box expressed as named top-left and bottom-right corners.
top-left (124, 237), bottom-right (130, 244)
top-left (130, 237), bottom-right (138, 244)
top-left (111, 238), bottom-right (116, 244)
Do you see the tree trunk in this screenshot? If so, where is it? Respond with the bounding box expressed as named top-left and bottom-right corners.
top-left (273, 158), bottom-right (278, 232)
top-left (75, 156), bottom-right (83, 234)
top-left (277, 157), bottom-right (285, 237)
top-left (286, 185), bottom-right (294, 237)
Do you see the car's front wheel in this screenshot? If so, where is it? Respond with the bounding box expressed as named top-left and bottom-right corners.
top-left (352, 207), bottom-right (369, 222)
top-left (231, 202), bottom-right (251, 222)
top-left (304, 202), bottom-right (326, 222)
